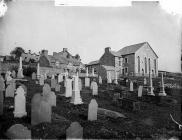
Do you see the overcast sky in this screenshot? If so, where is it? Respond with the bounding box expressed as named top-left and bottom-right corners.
top-left (0, 0), bottom-right (181, 72)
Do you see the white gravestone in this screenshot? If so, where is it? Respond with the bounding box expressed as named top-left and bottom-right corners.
top-left (92, 68), bottom-right (95, 76)
top-left (130, 81), bottom-right (133, 92)
top-left (14, 86), bottom-right (27, 118)
top-left (51, 74), bottom-right (55, 79)
top-left (78, 78), bottom-right (82, 91)
top-left (85, 77), bottom-right (90, 87)
top-left (138, 86), bottom-right (143, 97)
top-left (51, 79), bottom-right (56, 89)
top-left (36, 63), bottom-right (40, 79)
top-left (114, 70), bottom-right (118, 84)
top-left (99, 76), bottom-right (102, 84)
top-left (5, 71), bottom-right (11, 81)
top-left (148, 72), bottom-right (155, 96)
top-left (90, 81), bottom-right (98, 96)
top-left (17, 57), bottom-right (24, 78)
top-left (5, 82), bottom-right (16, 97)
top-left (71, 75), bottom-right (83, 105)
top-left (58, 74), bottom-right (63, 83)
top-left (20, 84), bottom-right (27, 96)
top-left (55, 84), bottom-right (61, 92)
top-left (107, 71), bottom-right (112, 84)
top-left (0, 76), bottom-right (5, 115)
top-left (31, 93), bottom-right (42, 125)
top-left (88, 99), bottom-right (98, 121)
top-left (159, 73), bottom-right (167, 96)
top-left (65, 78), bottom-right (73, 97)
top-left (49, 91), bottom-right (56, 107)
top-left (144, 78), bottom-right (147, 85)
top-left (66, 122), bottom-right (83, 139)
top-left (39, 75), bottom-right (44, 86)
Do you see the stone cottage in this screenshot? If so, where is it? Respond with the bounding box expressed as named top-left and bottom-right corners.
top-left (87, 42), bottom-right (158, 81)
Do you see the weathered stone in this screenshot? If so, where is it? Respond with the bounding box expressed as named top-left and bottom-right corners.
top-left (66, 122), bottom-right (83, 139)
top-left (88, 99), bottom-right (98, 121)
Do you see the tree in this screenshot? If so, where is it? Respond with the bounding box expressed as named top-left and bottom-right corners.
top-left (10, 47), bottom-right (25, 61)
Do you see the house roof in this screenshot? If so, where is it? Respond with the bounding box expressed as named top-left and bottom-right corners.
top-left (110, 51), bottom-right (121, 57)
top-left (87, 60), bottom-right (100, 66)
top-left (117, 42), bottom-right (158, 58)
top-left (117, 42), bottom-right (146, 55)
top-left (101, 65), bottom-right (116, 71)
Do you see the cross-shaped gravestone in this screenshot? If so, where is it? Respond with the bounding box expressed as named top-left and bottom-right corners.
top-left (66, 122), bottom-right (83, 139)
top-left (88, 99), bottom-right (98, 121)
top-left (14, 86), bottom-right (27, 118)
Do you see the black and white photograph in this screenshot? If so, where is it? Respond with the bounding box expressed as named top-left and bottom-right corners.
top-left (0, 0), bottom-right (182, 139)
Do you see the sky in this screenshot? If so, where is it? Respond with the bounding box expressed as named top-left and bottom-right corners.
top-left (0, 0), bottom-right (181, 72)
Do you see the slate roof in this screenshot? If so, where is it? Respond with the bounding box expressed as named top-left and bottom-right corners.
top-left (117, 42), bottom-right (146, 55)
top-left (87, 60), bottom-right (100, 66)
top-left (110, 51), bottom-right (121, 57)
top-left (101, 65), bottom-right (115, 71)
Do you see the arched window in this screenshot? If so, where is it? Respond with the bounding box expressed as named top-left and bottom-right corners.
top-left (145, 57), bottom-right (147, 73)
top-left (138, 56), bottom-right (140, 73)
top-left (148, 58), bottom-right (151, 73)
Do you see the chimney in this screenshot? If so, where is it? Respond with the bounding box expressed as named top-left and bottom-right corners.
top-left (63, 48), bottom-right (68, 52)
top-left (105, 47), bottom-right (111, 53)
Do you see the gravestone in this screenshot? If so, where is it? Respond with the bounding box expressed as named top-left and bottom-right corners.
top-left (99, 76), bottom-right (102, 84)
top-left (20, 84), bottom-right (27, 96)
top-left (88, 99), bottom-right (98, 121)
top-left (144, 78), bottom-right (147, 85)
top-left (148, 73), bottom-right (155, 96)
top-left (51, 74), bottom-right (55, 79)
top-left (90, 81), bottom-right (98, 96)
top-left (44, 91), bottom-right (56, 107)
top-left (5, 82), bottom-right (15, 97)
top-left (107, 71), bottom-right (112, 84)
top-left (65, 78), bottom-right (72, 97)
top-left (42, 83), bottom-right (51, 97)
top-left (130, 81), bottom-right (133, 92)
top-left (31, 93), bottom-right (42, 125)
top-left (11, 70), bottom-right (16, 78)
top-left (92, 68), bottom-right (95, 76)
top-left (51, 79), bottom-right (56, 89)
top-left (17, 57), bottom-right (24, 78)
top-left (85, 77), bottom-right (90, 87)
top-left (55, 84), bottom-right (61, 92)
top-left (6, 124), bottom-right (31, 139)
top-left (78, 78), bottom-right (82, 91)
top-left (44, 73), bottom-right (47, 80)
top-left (58, 74), bottom-right (63, 83)
top-left (39, 75), bottom-right (45, 86)
top-left (32, 72), bottom-right (36, 80)
top-left (38, 99), bottom-right (52, 123)
top-left (138, 86), bottom-right (143, 97)
top-left (6, 75), bottom-right (13, 85)
top-left (0, 76), bottom-right (5, 115)
top-left (159, 72), bottom-right (166, 96)
top-left (66, 122), bottom-right (83, 139)
top-left (14, 86), bottom-right (27, 118)
top-left (71, 75), bottom-right (83, 105)
top-left (86, 67), bottom-right (89, 77)
top-left (37, 63), bottom-right (40, 79)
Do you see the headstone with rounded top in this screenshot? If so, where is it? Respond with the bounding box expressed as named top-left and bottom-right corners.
top-left (55, 84), bottom-right (61, 92)
top-left (138, 86), bottom-right (143, 97)
top-left (6, 124), bottom-right (31, 139)
top-left (66, 122), bottom-right (83, 139)
top-left (5, 82), bottom-right (15, 98)
top-left (90, 81), bottom-right (98, 95)
top-left (130, 81), bottom-right (133, 92)
top-left (32, 72), bottom-right (36, 80)
top-left (31, 93), bottom-right (42, 125)
top-left (88, 99), bottom-right (98, 121)
top-left (14, 86), bottom-right (27, 118)
top-left (65, 78), bottom-right (72, 97)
